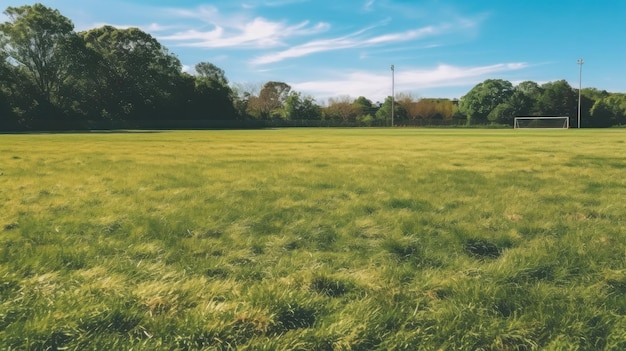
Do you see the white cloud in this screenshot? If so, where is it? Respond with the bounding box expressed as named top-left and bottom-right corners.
top-left (143, 23), bottom-right (174, 32)
top-left (251, 25), bottom-right (440, 65)
top-left (364, 0), bottom-right (376, 11)
top-left (291, 62), bottom-right (528, 101)
top-left (398, 63), bottom-right (528, 87)
top-left (241, 0), bottom-right (310, 8)
top-left (263, 0), bottom-right (310, 6)
top-left (364, 26), bottom-right (437, 45)
top-left (158, 5), bottom-right (330, 49)
top-left (168, 5), bottom-right (221, 23)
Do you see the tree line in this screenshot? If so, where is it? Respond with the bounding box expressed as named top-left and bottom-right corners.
top-left (458, 79), bottom-right (626, 128)
top-left (1, 3), bottom-right (625, 131)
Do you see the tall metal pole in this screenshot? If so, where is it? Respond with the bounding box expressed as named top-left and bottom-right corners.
top-left (578, 58), bottom-right (584, 128)
top-left (391, 64), bottom-right (395, 127)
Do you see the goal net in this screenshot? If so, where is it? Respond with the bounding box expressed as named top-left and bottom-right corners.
top-left (514, 116), bottom-right (569, 129)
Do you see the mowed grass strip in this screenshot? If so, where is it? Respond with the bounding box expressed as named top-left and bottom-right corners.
top-left (1, 128), bottom-right (626, 350)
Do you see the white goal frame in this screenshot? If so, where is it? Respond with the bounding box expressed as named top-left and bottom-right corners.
top-left (514, 116), bottom-right (570, 129)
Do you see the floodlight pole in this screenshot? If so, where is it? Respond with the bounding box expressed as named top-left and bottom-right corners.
top-left (577, 58), bottom-right (584, 128)
top-left (391, 64), bottom-right (395, 127)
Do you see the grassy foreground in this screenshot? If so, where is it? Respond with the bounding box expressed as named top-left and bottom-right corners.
top-left (1, 128), bottom-right (626, 350)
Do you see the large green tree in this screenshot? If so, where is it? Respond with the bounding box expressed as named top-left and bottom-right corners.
top-left (353, 96), bottom-right (375, 115)
top-left (283, 92), bottom-right (321, 120)
top-left (536, 80), bottom-right (577, 119)
top-left (516, 81), bottom-right (543, 99)
top-left (81, 25), bottom-right (183, 120)
top-left (581, 87), bottom-right (609, 102)
top-left (589, 94), bottom-right (626, 127)
top-left (487, 102), bottom-right (515, 124)
top-left (190, 62), bottom-right (237, 120)
top-left (375, 96), bottom-right (407, 125)
top-left (0, 51), bottom-right (16, 127)
top-left (458, 79), bottom-right (514, 124)
top-left (195, 62), bottom-right (228, 87)
top-left (0, 3), bottom-right (77, 116)
top-left (509, 81), bottom-right (543, 117)
top-left (352, 96), bottom-right (377, 125)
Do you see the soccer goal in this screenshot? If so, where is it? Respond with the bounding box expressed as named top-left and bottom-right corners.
top-left (513, 116), bottom-right (570, 129)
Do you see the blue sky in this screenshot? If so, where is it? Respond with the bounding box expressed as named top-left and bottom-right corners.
top-left (2, 0), bottom-right (625, 103)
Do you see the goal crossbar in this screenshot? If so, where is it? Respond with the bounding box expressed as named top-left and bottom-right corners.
top-left (514, 116), bottom-right (569, 129)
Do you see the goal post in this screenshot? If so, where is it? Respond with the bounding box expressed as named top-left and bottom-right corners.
top-left (514, 116), bottom-right (570, 129)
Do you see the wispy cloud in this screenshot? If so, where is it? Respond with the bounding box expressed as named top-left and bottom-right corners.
top-left (399, 63), bottom-right (528, 87)
top-left (161, 20), bottom-right (329, 48)
top-left (165, 5), bottom-right (222, 24)
top-left (292, 63), bottom-right (528, 100)
top-left (364, 0), bottom-right (376, 11)
top-left (158, 5), bottom-right (329, 49)
top-left (263, 0), bottom-right (310, 6)
top-left (251, 25), bottom-right (440, 65)
top-left (242, 0), bottom-right (310, 8)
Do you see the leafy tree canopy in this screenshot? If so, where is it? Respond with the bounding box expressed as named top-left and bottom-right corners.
top-left (0, 3), bottom-right (75, 108)
top-left (458, 79), bottom-right (514, 124)
top-left (195, 62), bottom-right (228, 87)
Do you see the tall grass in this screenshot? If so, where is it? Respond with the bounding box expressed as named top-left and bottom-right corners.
top-left (1, 129), bottom-right (625, 349)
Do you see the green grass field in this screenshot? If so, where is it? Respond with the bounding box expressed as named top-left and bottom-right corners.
top-left (1, 128), bottom-right (626, 350)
